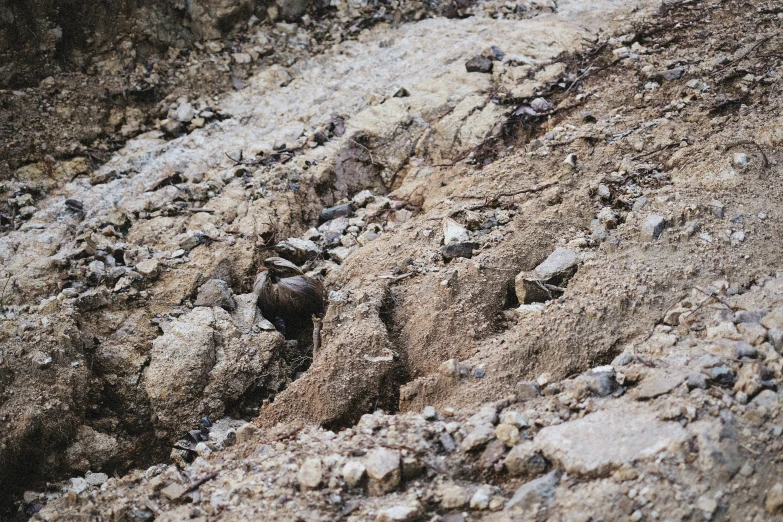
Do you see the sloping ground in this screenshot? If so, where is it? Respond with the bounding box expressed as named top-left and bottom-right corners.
top-left (4, 0), bottom-right (783, 519)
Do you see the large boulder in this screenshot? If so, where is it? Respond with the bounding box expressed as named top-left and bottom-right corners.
top-left (144, 299), bottom-right (285, 439)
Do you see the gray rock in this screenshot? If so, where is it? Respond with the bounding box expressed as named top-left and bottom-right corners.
top-left (632, 196), bottom-right (648, 211)
top-left (87, 260), bottom-right (106, 284)
top-left (687, 373), bottom-right (709, 390)
top-left (634, 372), bottom-right (684, 400)
top-left (275, 238), bottom-right (320, 265)
top-left (767, 484), bottom-right (783, 514)
top-left (298, 457), bottom-right (323, 489)
top-left (440, 432), bottom-right (456, 452)
top-left (320, 202), bottom-right (354, 222)
top-left (515, 248), bottom-right (578, 304)
top-left (352, 190), bottom-right (376, 207)
top-left (466, 55), bottom-right (493, 73)
top-left (194, 279), bottom-right (236, 310)
top-left (440, 242), bottom-right (479, 260)
top-left (174, 102), bottom-right (195, 123)
top-left (135, 259), bottom-right (160, 279)
top-left (640, 215), bottom-right (666, 241)
top-left (734, 310), bottom-right (768, 324)
top-left (690, 416), bottom-right (743, 481)
top-left (442, 217), bottom-right (470, 244)
top-left (276, 0), bottom-right (312, 21)
top-left (736, 342), bottom-right (759, 359)
top-left (504, 441), bottom-right (548, 477)
top-left (376, 504), bottom-right (420, 522)
top-left (84, 472), bottom-right (108, 486)
top-left (575, 368), bottom-right (616, 397)
top-left (505, 470), bottom-right (560, 514)
top-left (659, 67), bottom-right (685, 80)
top-left (422, 406), bottom-right (437, 420)
top-left (517, 381), bottom-right (541, 399)
top-left (534, 405), bottom-right (688, 477)
top-left (365, 447), bottom-right (401, 495)
top-left (342, 461), bottom-right (366, 487)
top-left (460, 424), bottom-right (496, 452)
top-left (769, 329), bottom-right (783, 352)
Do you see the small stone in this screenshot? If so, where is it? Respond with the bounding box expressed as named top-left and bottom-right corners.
top-left (328, 246), bottom-right (356, 263)
top-left (275, 238), bottom-right (320, 264)
top-left (504, 442), bottom-right (548, 477)
top-left (298, 457), bottom-right (323, 489)
top-left (85, 472), bottom-right (108, 486)
top-left (440, 432), bottom-right (457, 452)
top-left (350, 190), bottom-right (375, 208)
top-left (739, 462), bottom-right (754, 477)
top-left (495, 423), bottom-right (521, 447)
top-left (500, 411), bottom-right (528, 429)
top-left (236, 423), bottom-right (258, 444)
top-left (174, 103), bottom-right (195, 123)
top-left (659, 67), bottom-right (685, 80)
top-left (632, 196), bottom-right (648, 211)
top-left (439, 359), bottom-right (462, 377)
top-left (365, 447), bottom-right (401, 495)
top-left (733, 152), bottom-right (748, 168)
top-left (233, 52), bottom-right (252, 63)
top-left (194, 442), bottom-right (212, 458)
top-left (769, 329), bottom-right (783, 352)
top-left (320, 202), bottom-right (354, 222)
top-left (767, 483), bottom-right (783, 514)
top-left (470, 486), bottom-right (493, 510)
top-left (505, 470), bottom-right (560, 514)
top-left (460, 424), bottom-right (496, 452)
top-left (194, 279), bottom-right (236, 310)
top-left (634, 372), bottom-right (684, 400)
top-left (640, 215), bottom-right (666, 241)
top-left (707, 321), bottom-right (742, 340)
top-left (697, 496), bottom-right (717, 516)
top-left (376, 505), bottom-right (420, 522)
top-left (441, 242), bottom-right (479, 260)
top-left (69, 477), bottom-right (89, 494)
top-left (738, 323), bottom-right (767, 346)
top-left (440, 484), bottom-right (469, 508)
top-left (687, 373), bottom-right (709, 390)
top-left (160, 482), bottom-right (187, 500)
top-left (466, 55), bottom-right (493, 73)
top-left (442, 217), bottom-right (470, 244)
top-left (597, 184), bottom-right (611, 200)
top-left (135, 259), bottom-right (160, 279)
top-left (516, 381), bottom-right (541, 399)
top-left (342, 461), bottom-right (366, 487)
top-left (32, 351), bottom-right (53, 369)
top-left (735, 341), bottom-right (759, 359)
top-left (489, 496), bottom-right (505, 511)
top-left (422, 406), bottom-right (437, 420)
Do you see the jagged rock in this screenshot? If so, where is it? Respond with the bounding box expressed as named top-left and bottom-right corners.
top-left (342, 461), bottom-right (366, 487)
top-left (515, 247), bottom-right (578, 304)
top-left (534, 406), bottom-right (687, 477)
top-left (504, 441), bottom-right (548, 477)
top-left (460, 424), bottom-right (496, 452)
top-left (320, 202), bottom-right (354, 222)
top-left (439, 483), bottom-right (469, 508)
top-left (376, 504), bottom-right (420, 522)
top-left (194, 279), bottom-right (236, 310)
top-left (275, 238), bottom-right (321, 265)
top-left (441, 242), bottom-right (479, 260)
top-left (640, 214), bottom-right (666, 241)
top-left (442, 217), bottom-right (469, 244)
top-left (505, 470), bottom-right (560, 514)
top-left (144, 307), bottom-right (284, 438)
top-left (298, 457), bottom-right (323, 489)
top-left (466, 55), bottom-right (493, 73)
top-left (365, 448), bottom-right (401, 495)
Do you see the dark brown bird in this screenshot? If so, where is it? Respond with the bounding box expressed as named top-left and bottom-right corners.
top-left (254, 257), bottom-right (326, 335)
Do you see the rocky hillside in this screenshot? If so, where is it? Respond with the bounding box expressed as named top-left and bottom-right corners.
top-left (3, 0), bottom-right (783, 520)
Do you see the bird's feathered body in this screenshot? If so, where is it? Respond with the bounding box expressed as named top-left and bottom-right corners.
top-left (254, 257), bottom-right (325, 334)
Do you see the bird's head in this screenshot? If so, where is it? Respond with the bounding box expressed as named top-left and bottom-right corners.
top-left (262, 256), bottom-right (304, 278)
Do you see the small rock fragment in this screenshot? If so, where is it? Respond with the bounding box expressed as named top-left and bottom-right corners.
top-left (342, 461), bottom-right (366, 487)
top-left (466, 55), bottom-right (493, 73)
top-left (767, 484), bottom-right (783, 514)
top-left (640, 215), bottom-right (666, 241)
top-left (135, 259), bottom-right (160, 279)
top-left (320, 202), bottom-right (354, 222)
top-left (442, 217), bottom-right (470, 244)
top-left (365, 447), bottom-right (401, 495)
top-left (505, 470), bottom-right (560, 514)
top-left (376, 505), bottom-right (420, 522)
top-left (440, 483), bottom-right (469, 509)
top-left (194, 279), bottom-right (236, 310)
top-left (441, 242), bottom-right (479, 260)
top-left (460, 424), bottom-right (496, 452)
top-left (298, 457), bottom-right (323, 489)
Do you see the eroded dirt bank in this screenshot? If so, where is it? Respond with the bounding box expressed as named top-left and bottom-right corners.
top-left (4, 0), bottom-right (783, 520)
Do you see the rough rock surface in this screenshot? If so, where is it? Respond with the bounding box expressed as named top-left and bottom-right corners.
top-left (4, 0), bottom-right (783, 520)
